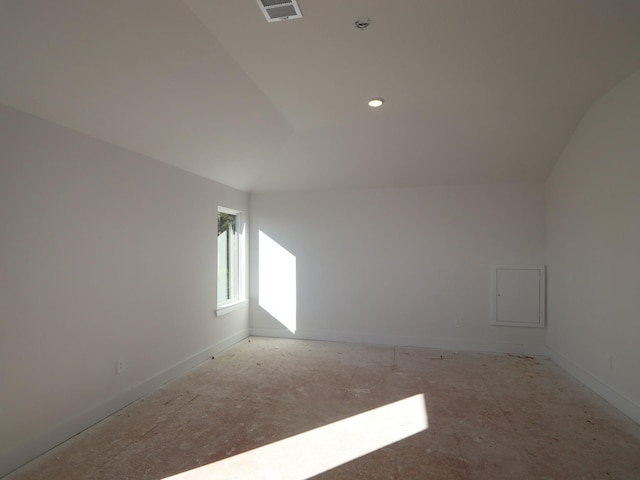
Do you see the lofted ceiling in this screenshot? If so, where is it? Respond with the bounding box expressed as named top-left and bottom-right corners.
top-left (2, 0), bottom-right (640, 192)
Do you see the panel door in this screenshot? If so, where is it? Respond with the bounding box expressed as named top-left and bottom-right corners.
top-left (492, 265), bottom-right (545, 327)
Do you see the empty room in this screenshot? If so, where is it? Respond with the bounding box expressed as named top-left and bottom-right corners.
top-left (1, 1), bottom-right (640, 478)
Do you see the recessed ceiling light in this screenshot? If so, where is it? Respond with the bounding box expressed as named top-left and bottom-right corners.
top-left (368, 98), bottom-right (384, 108)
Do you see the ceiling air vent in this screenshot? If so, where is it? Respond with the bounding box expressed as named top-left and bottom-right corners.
top-left (256, 0), bottom-right (302, 22)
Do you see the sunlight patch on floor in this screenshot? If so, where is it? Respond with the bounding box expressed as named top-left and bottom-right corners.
top-left (163, 393), bottom-right (428, 480)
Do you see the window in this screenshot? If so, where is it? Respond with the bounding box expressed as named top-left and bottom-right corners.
top-left (217, 207), bottom-right (246, 313)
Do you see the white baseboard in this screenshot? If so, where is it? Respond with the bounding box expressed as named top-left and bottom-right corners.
top-left (249, 327), bottom-right (550, 357)
top-left (251, 327), bottom-right (640, 424)
top-left (0, 329), bottom-right (249, 479)
top-left (548, 348), bottom-right (640, 425)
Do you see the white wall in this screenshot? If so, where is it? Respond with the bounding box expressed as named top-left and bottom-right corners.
top-left (546, 69), bottom-right (640, 423)
top-left (250, 184), bottom-right (546, 354)
top-left (0, 105), bottom-right (249, 476)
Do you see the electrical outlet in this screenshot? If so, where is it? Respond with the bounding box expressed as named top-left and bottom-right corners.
top-left (116, 359), bottom-right (126, 375)
top-left (455, 317), bottom-right (464, 328)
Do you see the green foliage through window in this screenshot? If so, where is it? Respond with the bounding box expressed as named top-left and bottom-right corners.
top-left (218, 212), bottom-right (236, 235)
top-left (218, 211), bottom-right (240, 306)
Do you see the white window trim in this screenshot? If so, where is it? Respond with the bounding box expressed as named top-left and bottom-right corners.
top-left (215, 299), bottom-right (248, 317)
top-left (217, 207), bottom-right (247, 312)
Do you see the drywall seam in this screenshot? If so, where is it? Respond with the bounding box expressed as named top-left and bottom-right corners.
top-left (0, 329), bottom-right (249, 478)
top-left (249, 327), bottom-right (550, 357)
top-left (549, 348), bottom-right (640, 426)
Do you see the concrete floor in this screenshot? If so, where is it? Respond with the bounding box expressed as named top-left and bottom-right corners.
top-left (6, 337), bottom-right (640, 479)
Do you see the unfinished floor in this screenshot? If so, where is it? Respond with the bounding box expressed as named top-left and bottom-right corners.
top-left (6, 337), bottom-right (640, 479)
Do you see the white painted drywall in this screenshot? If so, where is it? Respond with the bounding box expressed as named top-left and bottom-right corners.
top-left (0, 105), bottom-right (249, 476)
top-left (546, 69), bottom-right (640, 422)
top-left (250, 184), bottom-right (546, 353)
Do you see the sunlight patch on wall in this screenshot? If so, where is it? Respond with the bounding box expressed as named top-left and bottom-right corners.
top-left (258, 230), bottom-right (296, 333)
top-left (163, 393), bottom-right (428, 480)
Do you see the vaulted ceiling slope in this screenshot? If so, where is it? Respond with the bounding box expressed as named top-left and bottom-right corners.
top-left (0, 0), bottom-right (292, 191)
top-left (2, 1), bottom-right (640, 192)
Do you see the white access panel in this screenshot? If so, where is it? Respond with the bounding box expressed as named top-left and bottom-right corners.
top-left (492, 265), bottom-right (545, 328)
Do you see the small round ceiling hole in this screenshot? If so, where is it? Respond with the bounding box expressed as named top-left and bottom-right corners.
top-left (355, 17), bottom-right (371, 29)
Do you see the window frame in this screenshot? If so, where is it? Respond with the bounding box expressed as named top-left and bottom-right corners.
top-left (216, 206), bottom-right (247, 316)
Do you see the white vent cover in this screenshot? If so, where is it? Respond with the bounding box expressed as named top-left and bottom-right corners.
top-left (256, 0), bottom-right (302, 22)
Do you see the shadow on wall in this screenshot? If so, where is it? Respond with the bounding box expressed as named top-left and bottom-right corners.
top-left (258, 230), bottom-right (297, 333)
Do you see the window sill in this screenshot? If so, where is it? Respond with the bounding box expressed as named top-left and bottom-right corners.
top-left (216, 300), bottom-right (248, 317)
